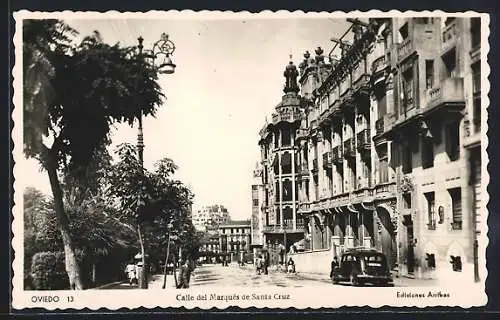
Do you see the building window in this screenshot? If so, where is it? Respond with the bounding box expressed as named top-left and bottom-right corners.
top-left (378, 145), bottom-right (389, 183)
top-left (402, 144), bottom-right (412, 174)
top-left (471, 17), bottom-right (481, 50)
top-left (445, 121), bottom-right (460, 161)
top-left (274, 131), bottom-right (279, 149)
top-left (252, 199), bottom-right (259, 206)
top-left (403, 193), bottom-right (412, 209)
top-left (281, 128), bottom-right (291, 147)
top-left (402, 69), bottom-right (414, 110)
top-left (449, 188), bottom-right (462, 230)
top-left (399, 23), bottom-right (409, 40)
top-left (283, 179), bottom-right (293, 202)
top-left (425, 60), bottom-right (434, 89)
top-left (422, 138), bottom-right (434, 169)
top-left (252, 185), bottom-right (258, 191)
top-left (442, 48), bottom-right (457, 78)
top-left (281, 152), bottom-right (292, 174)
top-left (425, 192), bottom-right (436, 230)
top-left (275, 182), bottom-right (280, 201)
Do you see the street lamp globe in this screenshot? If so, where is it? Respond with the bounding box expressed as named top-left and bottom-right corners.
top-left (158, 55), bottom-right (176, 74)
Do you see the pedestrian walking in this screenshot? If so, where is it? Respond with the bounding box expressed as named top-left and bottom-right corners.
top-left (330, 256), bottom-right (339, 278)
top-left (256, 257), bottom-right (263, 275)
top-left (287, 257), bottom-right (296, 273)
top-left (125, 261), bottom-right (137, 286)
top-left (177, 259), bottom-right (193, 289)
top-left (263, 251), bottom-right (270, 275)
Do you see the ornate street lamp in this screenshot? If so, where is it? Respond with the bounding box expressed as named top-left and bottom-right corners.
top-left (135, 33), bottom-right (176, 165)
top-left (131, 33), bottom-right (176, 289)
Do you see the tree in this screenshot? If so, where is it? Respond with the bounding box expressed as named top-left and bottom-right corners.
top-left (23, 186), bottom-right (138, 289)
top-left (23, 20), bottom-right (164, 289)
top-left (103, 143), bottom-right (196, 288)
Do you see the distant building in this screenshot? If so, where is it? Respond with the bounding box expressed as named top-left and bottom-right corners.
top-left (192, 205), bottom-right (230, 232)
top-left (218, 220), bottom-right (252, 263)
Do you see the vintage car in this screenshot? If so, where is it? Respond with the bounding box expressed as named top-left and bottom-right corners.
top-left (331, 248), bottom-right (394, 286)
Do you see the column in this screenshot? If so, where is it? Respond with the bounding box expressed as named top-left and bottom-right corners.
top-left (292, 149), bottom-right (297, 230)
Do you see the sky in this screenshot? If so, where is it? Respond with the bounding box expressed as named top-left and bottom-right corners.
top-left (20, 14), bottom-right (350, 220)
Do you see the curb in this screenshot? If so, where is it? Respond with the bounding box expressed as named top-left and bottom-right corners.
top-left (94, 280), bottom-right (127, 289)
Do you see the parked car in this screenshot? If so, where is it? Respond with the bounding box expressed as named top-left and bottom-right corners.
top-left (331, 248), bottom-right (394, 286)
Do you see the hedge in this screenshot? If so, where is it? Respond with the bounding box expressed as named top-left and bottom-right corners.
top-left (30, 251), bottom-right (70, 290)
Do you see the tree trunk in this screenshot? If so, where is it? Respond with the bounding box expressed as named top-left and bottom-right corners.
top-left (162, 234), bottom-right (171, 289)
top-left (137, 224), bottom-right (148, 289)
top-left (46, 159), bottom-right (84, 290)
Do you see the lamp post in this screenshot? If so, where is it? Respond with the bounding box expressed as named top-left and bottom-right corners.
top-left (136, 33), bottom-right (176, 166)
top-left (134, 33), bottom-right (176, 289)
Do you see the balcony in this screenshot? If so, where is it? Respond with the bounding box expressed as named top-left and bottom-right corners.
top-left (352, 74), bottom-right (371, 98)
top-left (322, 151), bottom-right (333, 169)
top-left (356, 129), bottom-right (371, 152)
top-left (352, 187), bottom-right (373, 204)
top-left (372, 53), bottom-right (389, 75)
top-left (343, 139), bottom-right (356, 158)
top-left (442, 19), bottom-right (458, 54)
top-left (374, 182), bottom-right (396, 200)
top-left (298, 202), bottom-right (311, 214)
top-left (397, 37), bottom-right (415, 62)
top-left (375, 118), bottom-right (384, 135)
top-left (312, 158), bottom-right (318, 175)
top-left (425, 78), bottom-right (465, 113)
top-left (332, 145), bottom-right (343, 165)
top-left (271, 110), bottom-right (302, 124)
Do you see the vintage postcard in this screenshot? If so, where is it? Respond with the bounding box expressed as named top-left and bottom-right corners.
top-left (12, 10), bottom-right (490, 310)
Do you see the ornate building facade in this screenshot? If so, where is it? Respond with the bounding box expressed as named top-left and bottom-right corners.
top-left (259, 17), bottom-right (485, 281)
top-left (257, 58), bottom-right (308, 262)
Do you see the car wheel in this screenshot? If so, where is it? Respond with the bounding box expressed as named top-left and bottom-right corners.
top-left (332, 277), bottom-right (339, 285)
top-left (350, 274), bottom-right (360, 286)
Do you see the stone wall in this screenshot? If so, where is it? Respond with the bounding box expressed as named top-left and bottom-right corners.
top-left (288, 249), bottom-right (333, 275)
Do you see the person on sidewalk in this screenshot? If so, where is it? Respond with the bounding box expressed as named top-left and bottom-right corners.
top-left (330, 256), bottom-right (339, 278)
top-left (263, 251), bottom-right (270, 275)
top-left (125, 261), bottom-right (137, 286)
top-left (287, 257), bottom-right (296, 273)
top-left (177, 258), bottom-right (194, 289)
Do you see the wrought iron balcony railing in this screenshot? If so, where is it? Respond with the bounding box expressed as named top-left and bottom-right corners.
top-left (356, 128), bottom-right (371, 152)
top-left (343, 138), bottom-right (356, 158)
top-left (332, 145), bottom-right (343, 165)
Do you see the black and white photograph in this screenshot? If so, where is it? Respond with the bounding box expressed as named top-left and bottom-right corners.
top-left (12, 10), bottom-right (489, 309)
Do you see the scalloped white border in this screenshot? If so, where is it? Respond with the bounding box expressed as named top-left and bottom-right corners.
top-left (11, 9), bottom-right (490, 310)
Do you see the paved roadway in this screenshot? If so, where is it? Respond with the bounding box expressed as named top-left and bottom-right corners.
top-left (98, 263), bottom-right (438, 289)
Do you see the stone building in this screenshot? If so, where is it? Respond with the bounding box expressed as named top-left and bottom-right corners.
top-left (257, 57), bottom-right (308, 263)
top-left (218, 220), bottom-right (252, 263)
top-left (192, 205), bottom-right (230, 232)
top-left (262, 16), bottom-right (484, 281)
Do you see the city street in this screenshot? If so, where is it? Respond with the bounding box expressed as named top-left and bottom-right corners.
top-left (98, 263), bottom-right (440, 289)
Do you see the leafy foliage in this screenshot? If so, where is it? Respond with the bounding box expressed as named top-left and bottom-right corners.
top-left (30, 252), bottom-right (69, 290)
top-left (23, 187), bottom-right (138, 288)
top-left (103, 143), bottom-right (200, 264)
top-left (23, 19), bottom-right (164, 170)
top-left (23, 19), bottom-right (166, 288)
